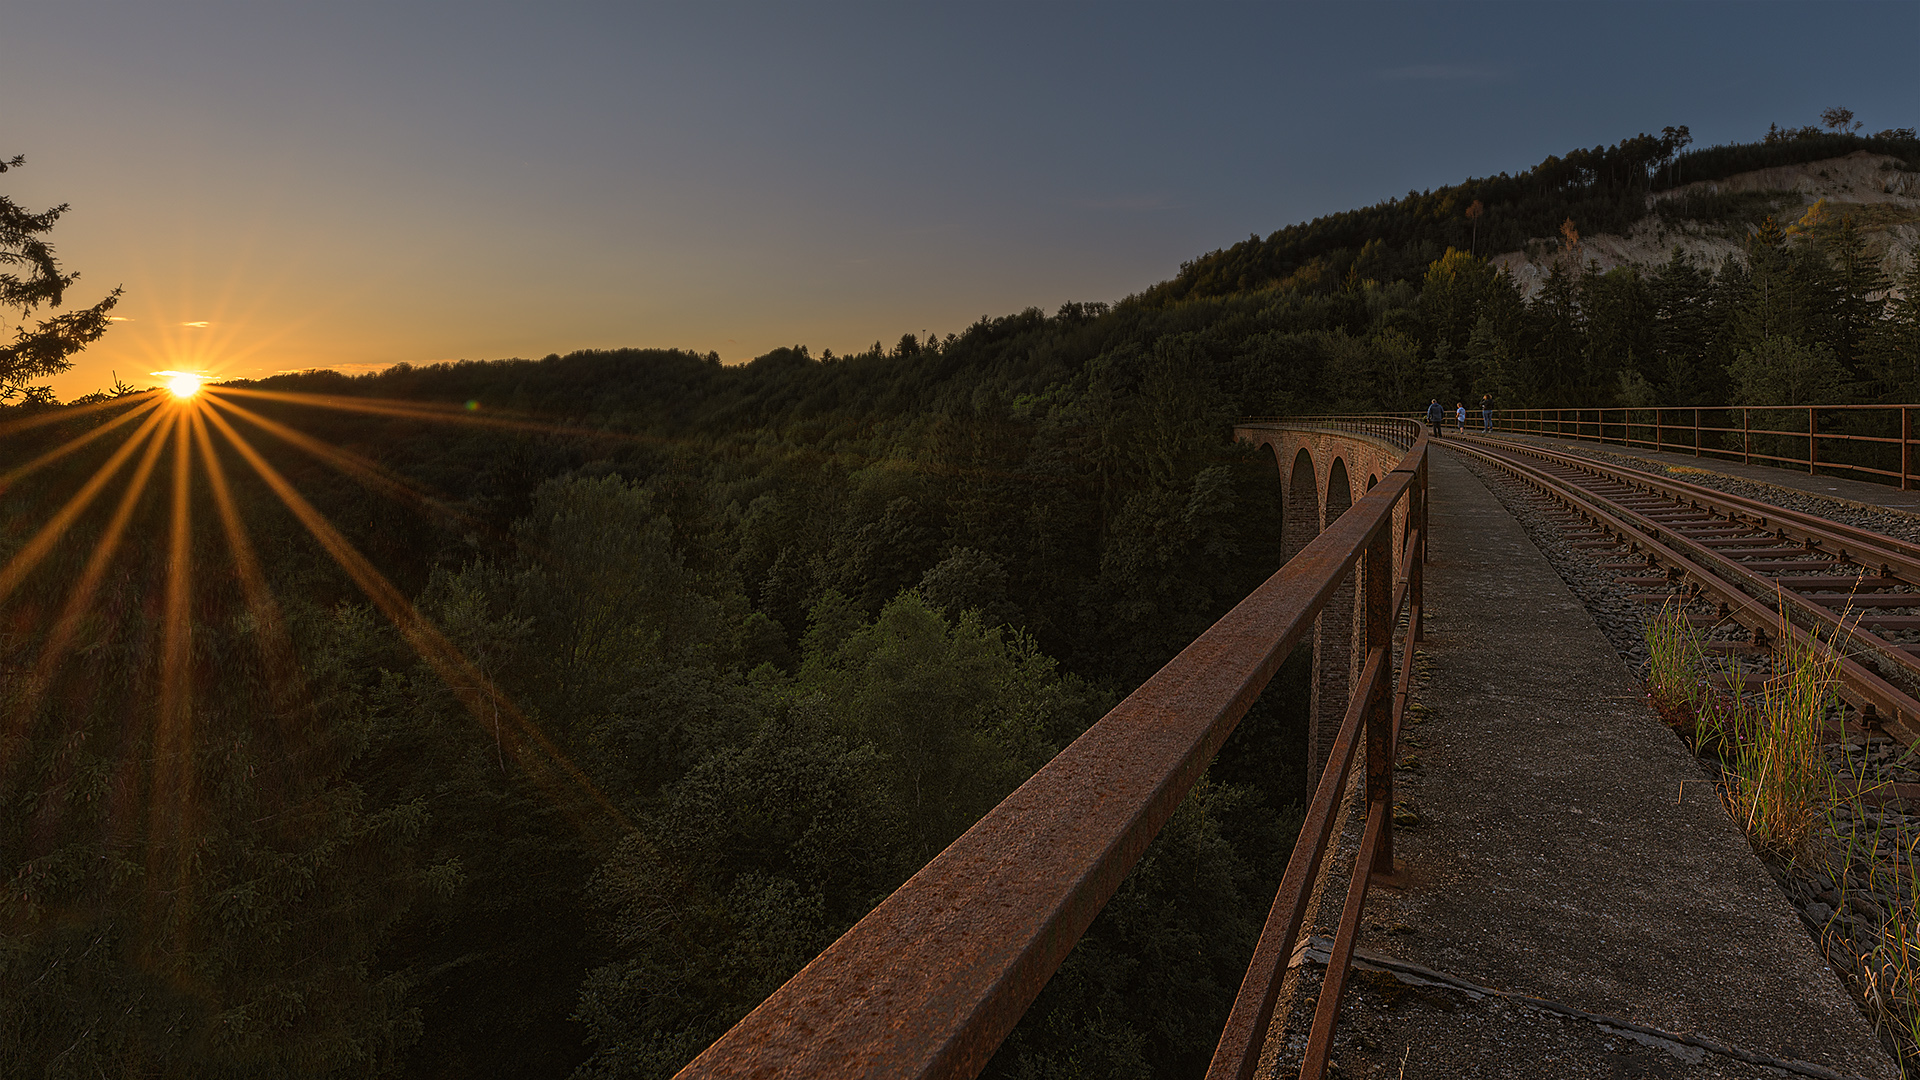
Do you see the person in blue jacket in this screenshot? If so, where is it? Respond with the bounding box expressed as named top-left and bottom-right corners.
top-left (1425, 398), bottom-right (1444, 434)
top-left (1455, 402), bottom-right (1467, 433)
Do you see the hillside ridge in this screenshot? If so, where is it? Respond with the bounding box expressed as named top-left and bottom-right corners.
top-left (1494, 150), bottom-right (1920, 297)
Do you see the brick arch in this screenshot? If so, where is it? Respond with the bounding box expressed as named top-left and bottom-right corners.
top-left (1312, 457), bottom-right (1357, 775)
top-left (1234, 424), bottom-right (1415, 778)
top-left (1284, 447), bottom-right (1320, 565)
top-left (1324, 457), bottom-right (1353, 525)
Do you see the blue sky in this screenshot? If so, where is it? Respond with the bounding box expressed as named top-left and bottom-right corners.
top-left (3, 0), bottom-right (1916, 396)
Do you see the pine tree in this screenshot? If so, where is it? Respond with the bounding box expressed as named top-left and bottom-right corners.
top-left (1732, 215), bottom-right (1802, 350)
top-left (1875, 256), bottom-right (1920, 398)
top-left (1823, 214), bottom-right (1889, 384)
top-left (1581, 264), bottom-right (1654, 401)
top-left (0, 154), bottom-right (120, 398)
top-left (1647, 248), bottom-right (1715, 402)
top-left (1526, 262), bottom-right (1585, 405)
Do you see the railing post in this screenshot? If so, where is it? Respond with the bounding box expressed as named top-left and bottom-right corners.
top-left (1410, 472), bottom-right (1426, 642)
top-left (1743, 408), bottom-right (1751, 465)
top-left (1364, 513), bottom-right (1394, 875)
top-left (1694, 407), bottom-right (1701, 457)
top-left (1655, 407), bottom-right (1662, 453)
top-left (1809, 407), bottom-right (1818, 474)
top-left (1905, 407), bottom-right (1913, 492)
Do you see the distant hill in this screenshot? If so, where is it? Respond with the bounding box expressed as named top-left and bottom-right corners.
top-left (1137, 128), bottom-right (1920, 307)
top-left (1495, 149), bottom-right (1919, 297)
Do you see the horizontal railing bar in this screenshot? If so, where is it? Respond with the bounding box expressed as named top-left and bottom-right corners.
top-left (1301, 792), bottom-right (1390, 1080)
top-left (1438, 403), bottom-right (1920, 490)
top-left (1205, 642), bottom-right (1393, 1080)
top-left (680, 430), bottom-right (1425, 1080)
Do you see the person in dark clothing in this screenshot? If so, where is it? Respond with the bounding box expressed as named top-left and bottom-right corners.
top-left (1481, 393), bottom-right (1493, 433)
top-left (1425, 398), bottom-right (1444, 435)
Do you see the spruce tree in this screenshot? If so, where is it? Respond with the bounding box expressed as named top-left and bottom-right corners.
top-left (1647, 248), bottom-right (1715, 403)
top-left (1876, 256), bottom-right (1920, 397)
top-left (0, 154), bottom-right (120, 398)
top-left (1823, 214), bottom-right (1889, 384)
top-left (1732, 215), bottom-right (1802, 350)
top-left (1526, 261), bottom-right (1585, 405)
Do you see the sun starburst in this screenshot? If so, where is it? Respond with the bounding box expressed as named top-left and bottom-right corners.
top-left (153, 370), bottom-right (208, 399)
top-left (1, 381), bottom-right (639, 911)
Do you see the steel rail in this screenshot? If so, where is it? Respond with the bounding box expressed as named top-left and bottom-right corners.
top-left (1474, 435), bottom-right (1920, 585)
top-left (677, 421), bottom-right (1428, 1080)
top-left (1458, 434), bottom-right (1920, 706)
top-left (1451, 438), bottom-right (1920, 741)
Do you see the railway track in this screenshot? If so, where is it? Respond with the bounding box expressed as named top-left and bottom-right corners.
top-left (1450, 433), bottom-right (1920, 749)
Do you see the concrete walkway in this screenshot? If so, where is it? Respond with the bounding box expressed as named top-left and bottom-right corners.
top-left (1482, 430), bottom-right (1920, 516)
top-left (1264, 445), bottom-right (1898, 1079)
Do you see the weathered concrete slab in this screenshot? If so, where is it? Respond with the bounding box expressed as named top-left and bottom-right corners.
top-left (1262, 445), bottom-right (1898, 1079)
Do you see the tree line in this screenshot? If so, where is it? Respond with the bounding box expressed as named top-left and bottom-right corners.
top-left (3, 120), bottom-right (1919, 1078)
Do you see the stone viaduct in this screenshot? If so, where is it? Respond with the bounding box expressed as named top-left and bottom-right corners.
top-left (1233, 421), bottom-right (1413, 776)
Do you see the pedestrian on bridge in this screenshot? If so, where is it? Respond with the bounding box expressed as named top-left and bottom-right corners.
top-left (1455, 402), bottom-right (1467, 434)
top-left (1426, 398), bottom-right (1444, 435)
top-left (1481, 393), bottom-right (1493, 433)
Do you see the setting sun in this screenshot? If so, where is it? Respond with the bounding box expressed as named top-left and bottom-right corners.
top-left (154, 370), bottom-right (207, 398)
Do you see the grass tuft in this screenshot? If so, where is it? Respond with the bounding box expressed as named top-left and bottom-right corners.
top-left (1643, 597), bottom-right (1920, 1071)
top-left (1721, 617), bottom-right (1838, 860)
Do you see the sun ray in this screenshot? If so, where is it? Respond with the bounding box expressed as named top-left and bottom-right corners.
top-left (199, 404), bottom-right (630, 841)
top-left (0, 406), bottom-right (172, 610)
top-left (33, 407), bottom-right (178, 674)
top-left (148, 405), bottom-right (198, 940)
top-left (189, 406), bottom-right (294, 684)
top-left (204, 382), bottom-right (1037, 486)
top-left (1, 405), bottom-right (180, 799)
top-left (211, 384), bottom-right (496, 417)
top-left (0, 395), bottom-right (166, 493)
top-left (0, 390), bottom-right (160, 443)
top-left (202, 393), bottom-right (474, 525)
top-left (205, 384), bottom-right (661, 443)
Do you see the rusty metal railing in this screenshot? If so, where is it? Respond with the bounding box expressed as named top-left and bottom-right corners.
top-left (675, 419), bottom-right (1429, 1080)
top-left (1487, 404), bottom-right (1920, 491)
top-left (1257, 414), bottom-right (1422, 451)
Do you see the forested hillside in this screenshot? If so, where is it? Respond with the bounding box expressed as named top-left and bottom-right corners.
top-left (1147, 121), bottom-right (1919, 306)
top-left (5, 119), bottom-right (1920, 1080)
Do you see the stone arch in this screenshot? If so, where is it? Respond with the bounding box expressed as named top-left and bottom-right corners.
top-left (1283, 448), bottom-right (1320, 565)
top-left (1311, 458), bottom-right (1357, 775)
top-left (1324, 458), bottom-right (1353, 526)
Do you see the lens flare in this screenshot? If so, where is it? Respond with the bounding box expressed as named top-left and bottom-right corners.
top-left (154, 371), bottom-right (206, 399)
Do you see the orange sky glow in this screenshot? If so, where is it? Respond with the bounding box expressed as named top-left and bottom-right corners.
top-left (7, 3), bottom-right (1915, 403)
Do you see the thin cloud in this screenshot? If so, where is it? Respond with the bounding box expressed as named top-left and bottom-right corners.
top-left (105, 316), bottom-right (133, 322)
top-left (181, 320), bottom-right (211, 327)
top-left (272, 362), bottom-right (394, 376)
top-left (1378, 64), bottom-right (1504, 82)
top-left (1081, 195), bottom-right (1180, 212)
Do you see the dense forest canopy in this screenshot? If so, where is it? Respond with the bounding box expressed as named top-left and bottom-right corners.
top-left (1143, 124), bottom-right (1919, 309)
top-left (4, 117), bottom-right (1920, 1080)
